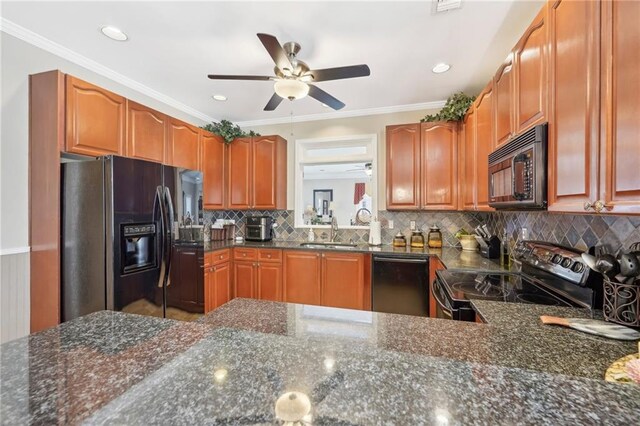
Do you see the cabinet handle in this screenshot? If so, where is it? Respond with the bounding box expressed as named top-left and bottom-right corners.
top-left (583, 201), bottom-right (594, 211)
top-left (212, 266), bottom-right (215, 272)
top-left (584, 200), bottom-right (612, 213)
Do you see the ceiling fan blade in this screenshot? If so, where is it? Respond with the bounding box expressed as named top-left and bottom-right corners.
top-left (308, 65), bottom-right (370, 82)
top-left (308, 84), bottom-right (345, 110)
top-left (208, 74), bottom-right (273, 81)
top-left (257, 33), bottom-right (293, 73)
top-left (264, 93), bottom-right (284, 111)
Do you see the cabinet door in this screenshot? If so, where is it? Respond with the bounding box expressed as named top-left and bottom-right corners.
top-left (321, 252), bottom-right (365, 310)
top-left (257, 263), bottom-right (282, 301)
top-left (283, 251), bottom-right (321, 305)
top-left (202, 132), bottom-right (226, 210)
top-left (494, 56), bottom-right (515, 147)
top-left (428, 257), bottom-right (446, 319)
top-left (461, 108), bottom-right (477, 210)
top-left (127, 101), bottom-right (166, 163)
top-left (600, 0), bottom-right (640, 214)
top-left (252, 136), bottom-right (278, 209)
top-left (514, 6), bottom-right (548, 133)
top-left (548, 0), bottom-right (600, 213)
top-left (213, 262), bottom-right (231, 308)
top-left (474, 84), bottom-right (495, 211)
top-left (233, 261), bottom-right (256, 299)
top-left (228, 137), bottom-right (252, 209)
top-left (167, 119), bottom-right (200, 170)
top-left (420, 122), bottom-right (458, 210)
top-left (386, 124), bottom-right (421, 210)
top-left (65, 75), bottom-right (125, 156)
top-left (204, 268), bottom-right (214, 313)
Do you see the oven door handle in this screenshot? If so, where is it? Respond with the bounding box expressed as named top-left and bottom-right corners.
top-left (431, 279), bottom-right (453, 318)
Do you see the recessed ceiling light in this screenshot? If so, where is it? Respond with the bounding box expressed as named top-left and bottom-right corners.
top-left (100, 26), bottom-right (128, 41)
top-left (432, 63), bottom-right (451, 74)
top-left (321, 103), bottom-right (329, 108)
top-left (212, 94), bottom-right (227, 101)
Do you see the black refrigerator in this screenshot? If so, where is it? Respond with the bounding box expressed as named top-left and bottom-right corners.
top-left (61, 155), bottom-right (204, 322)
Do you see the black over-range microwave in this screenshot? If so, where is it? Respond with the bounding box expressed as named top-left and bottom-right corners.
top-left (488, 123), bottom-right (547, 210)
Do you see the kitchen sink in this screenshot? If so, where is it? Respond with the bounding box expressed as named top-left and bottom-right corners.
top-left (299, 242), bottom-right (358, 250)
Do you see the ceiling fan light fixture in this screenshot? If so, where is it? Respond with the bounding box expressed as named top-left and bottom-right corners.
top-left (432, 63), bottom-right (451, 74)
top-left (274, 79), bottom-right (309, 101)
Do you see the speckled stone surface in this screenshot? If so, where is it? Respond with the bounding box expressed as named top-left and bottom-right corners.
top-left (3, 303), bottom-right (639, 424)
top-left (204, 239), bottom-right (506, 271)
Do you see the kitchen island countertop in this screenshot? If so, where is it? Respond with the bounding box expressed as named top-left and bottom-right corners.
top-left (2, 299), bottom-right (639, 424)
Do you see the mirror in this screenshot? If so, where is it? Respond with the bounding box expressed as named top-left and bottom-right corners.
top-left (295, 135), bottom-right (377, 229)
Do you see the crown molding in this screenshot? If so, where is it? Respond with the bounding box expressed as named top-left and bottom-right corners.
top-left (236, 100), bottom-right (447, 128)
top-left (0, 17), bottom-right (216, 123)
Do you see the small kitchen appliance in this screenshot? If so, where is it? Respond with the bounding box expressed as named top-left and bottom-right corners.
top-left (245, 216), bottom-right (274, 242)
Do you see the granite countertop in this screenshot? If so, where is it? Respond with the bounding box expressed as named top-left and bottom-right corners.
top-left (3, 301), bottom-right (639, 424)
top-left (203, 239), bottom-right (505, 271)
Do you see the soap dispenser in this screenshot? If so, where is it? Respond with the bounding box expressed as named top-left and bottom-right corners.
top-left (308, 228), bottom-right (315, 242)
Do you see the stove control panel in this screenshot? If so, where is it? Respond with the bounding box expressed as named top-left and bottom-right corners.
top-left (514, 241), bottom-right (590, 286)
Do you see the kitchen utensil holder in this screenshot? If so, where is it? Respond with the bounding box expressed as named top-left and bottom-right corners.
top-left (602, 277), bottom-right (640, 327)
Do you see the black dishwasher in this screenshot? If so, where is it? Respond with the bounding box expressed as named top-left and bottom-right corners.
top-left (372, 255), bottom-right (429, 316)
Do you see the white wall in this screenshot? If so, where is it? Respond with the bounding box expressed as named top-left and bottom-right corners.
top-left (245, 108), bottom-right (440, 211)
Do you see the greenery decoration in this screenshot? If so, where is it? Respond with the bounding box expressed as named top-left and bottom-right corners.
top-left (201, 119), bottom-right (260, 144)
top-left (420, 92), bottom-right (476, 123)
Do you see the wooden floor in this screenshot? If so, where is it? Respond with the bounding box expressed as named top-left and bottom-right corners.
top-left (122, 299), bottom-right (203, 322)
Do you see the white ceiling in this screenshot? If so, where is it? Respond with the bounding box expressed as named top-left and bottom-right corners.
top-left (1, 1), bottom-right (544, 125)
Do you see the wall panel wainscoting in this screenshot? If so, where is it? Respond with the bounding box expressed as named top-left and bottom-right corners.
top-left (0, 249), bottom-right (30, 343)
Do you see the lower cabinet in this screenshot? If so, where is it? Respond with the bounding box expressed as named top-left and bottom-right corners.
top-left (428, 257), bottom-right (446, 319)
top-left (283, 250), bottom-right (370, 310)
top-left (204, 249), bottom-right (231, 313)
top-left (232, 248), bottom-right (283, 302)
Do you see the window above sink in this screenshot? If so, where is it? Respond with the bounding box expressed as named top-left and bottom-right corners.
top-left (294, 134), bottom-right (378, 229)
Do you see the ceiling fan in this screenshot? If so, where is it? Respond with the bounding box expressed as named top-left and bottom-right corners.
top-left (346, 162), bottom-right (373, 176)
top-left (207, 33), bottom-right (370, 111)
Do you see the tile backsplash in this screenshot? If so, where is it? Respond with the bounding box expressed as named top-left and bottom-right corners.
top-left (205, 209), bottom-right (640, 253)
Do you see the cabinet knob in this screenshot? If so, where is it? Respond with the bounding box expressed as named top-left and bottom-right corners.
top-left (219, 255), bottom-right (224, 259)
top-left (267, 254), bottom-right (271, 258)
top-left (584, 200), bottom-right (612, 213)
top-left (243, 253), bottom-right (246, 257)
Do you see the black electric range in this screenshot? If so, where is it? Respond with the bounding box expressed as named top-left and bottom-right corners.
top-left (433, 241), bottom-right (603, 321)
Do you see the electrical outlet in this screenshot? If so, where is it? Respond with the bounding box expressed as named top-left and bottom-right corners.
top-left (388, 220), bottom-right (394, 229)
top-left (410, 220), bottom-right (416, 230)
top-left (520, 227), bottom-right (529, 240)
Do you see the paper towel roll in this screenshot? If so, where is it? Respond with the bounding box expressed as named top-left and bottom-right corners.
top-left (369, 220), bottom-right (382, 246)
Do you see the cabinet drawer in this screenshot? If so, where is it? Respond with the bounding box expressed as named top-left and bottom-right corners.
top-left (206, 249), bottom-right (230, 266)
top-left (234, 248), bottom-right (258, 261)
top-left (258, 249), bottom-right (282, 263)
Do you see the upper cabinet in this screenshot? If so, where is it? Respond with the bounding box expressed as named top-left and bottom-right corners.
top-left (473, 83), bottom-right (495, 211)
top-left (127, 101), bottom-right (167, 163)
top-left (228, 136), bottom-right (287, 210)
top-left (201, 132), bottom-right (226, 210)
top-left (420, 122), bottom-right (458, 210)
top-left (166, 118), bottom-right (200, 170)
top-left (65, 75), bottom-right (125, 156)
top-left (461, 107), bottom-right (476, 210)
top-left (598, 0), bottom-right (640, 214)
top-left (386, 124), bottom-right (421, 210)
top-left (494, 55), bottom-right (515, 147)
top-left (514, 6), bottom-right (548, 133)
top-left (386, 123), bottom-right (458, 211)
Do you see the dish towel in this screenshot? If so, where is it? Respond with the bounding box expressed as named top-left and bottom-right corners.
top-left (354, 182), bottom-right (366, 204)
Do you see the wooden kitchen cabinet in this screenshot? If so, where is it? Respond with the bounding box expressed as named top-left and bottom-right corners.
top-left (65, 75), bottom-right (125, 156)
top-left (599, 0), bottom-right (640, 214)
top-left (474, 83), bottom-right (495, 211)
top-left (321, 252), bottom-right (366, 310)
top-left (386, 124), bottom-right (421, 210)
top-left (494, 55), bottom-right (515, 147)
top-left (166, 118), bottom-right (200, 170)
top-left (514, 5), bottom-right (548, 133)
top-left (228, 136), bottom-right (287, 210)
top-left (283, 250), bottom-right (322, 305)
top-left (204, 249), bottom-right (231, 313)
top-left (420, 122), bottom-right (458, 210)
top-left (233, 261), bottom-right (256, 299)
top-left (257, 262), bottom-right (283, 301)
top-left (428, 257), bottom-right (446, 319)
top-left (461, 107), bottom-right (477, 210)
top-left (232, 248), bottom-right (283, 301)
top-left (201, 131), bottom-right (226, 210)
top-left (126, 101), bottom-right (166, 163)
top-left (387, 122), bottom-right (458, 211)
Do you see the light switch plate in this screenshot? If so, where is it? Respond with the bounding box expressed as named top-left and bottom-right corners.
top-left (388, 220), bottom-right (394, 229)
top-left (410, 220), bottom-right (416, 230)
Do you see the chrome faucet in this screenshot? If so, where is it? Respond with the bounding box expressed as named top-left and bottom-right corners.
top-left (330, 216), bottom-right (339, 242)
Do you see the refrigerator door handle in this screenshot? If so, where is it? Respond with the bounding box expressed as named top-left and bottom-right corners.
top-left (164, 186), bottom-right (175, 286)
top-left (155, 186), bottom-right (167, 288)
